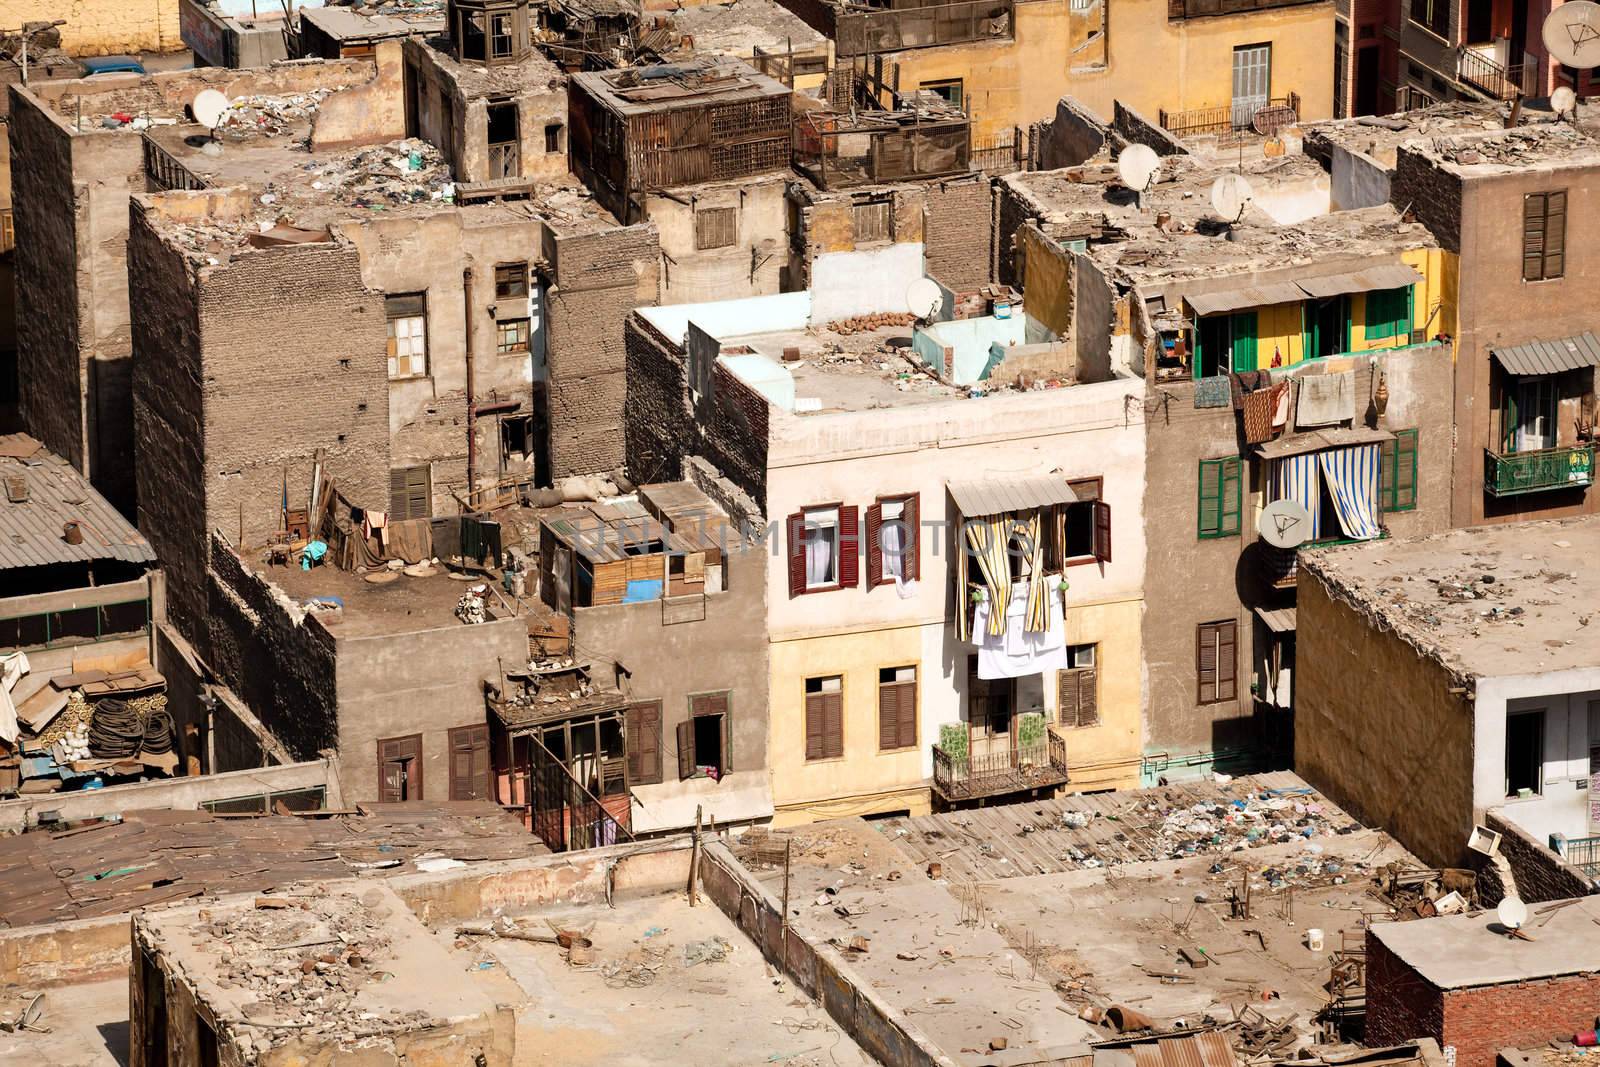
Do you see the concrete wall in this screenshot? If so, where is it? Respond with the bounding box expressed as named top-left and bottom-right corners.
top-left (6, 0), bottom-right (185, 56)
top-left (0, 913), bottom-right (133, 988)
top-left (1473, 669), bottom-right (1600, 847)
top-left (311, 39), bottom-right (406, 151)
top-left (334, 615), bottom-right (526, 805)
top-left (1033, 97), bottom-right (1118, 170)
top-left (649, 177), bottom-right (787, 304)
top-left (1295, 568), bottom-right (1476, 868)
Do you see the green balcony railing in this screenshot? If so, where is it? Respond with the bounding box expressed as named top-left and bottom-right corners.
top-left (1484, 445), bottom-right (1596, 497)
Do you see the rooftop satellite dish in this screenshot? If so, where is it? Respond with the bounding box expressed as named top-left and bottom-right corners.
top-left (1116, 145), bottom-right (1160, 194)
top-left (1497, 895), bottom-right (1528, 931)
top-left (1258, 498), bottom-right (1312, 549)
top-left (1551, 85), bottom-right (1578, 118)
top-left (1543, 1), bottom-right (1600, 70)
top-left (190, 88), bottom-right (229, 131)
top-left (1211, 173), bottom-right (1255, 224)
top-left (905, 277), bottom-right (942, 320)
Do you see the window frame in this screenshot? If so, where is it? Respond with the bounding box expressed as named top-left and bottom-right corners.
top-left (851, 199), bottom-right (892, 244)
top-left (695, 206), bottom-right (738, 250)
top-left (1057, 644), bottom-right (1099, 728)
top-left (920, 77), bottom-right (964, 111)
top-left (494, 262), bottom-right (529, 300)
top-left (447, 723), bottom-right (491, 801)
top-left (1505, 708), bottom-right (1546, 798)
top-left (802, 505), bottom-right (841, 591)
top-left (1197, 456), bottom-right (1244, 539)
top-left (1409, 0), bottom-right (1449, 40)
top-left (1523, 191), bottom-right (1567, 282)
top-left (389, 464), bottom-right (431, 520)
top-left (625, 700), bottom-right (664, 786)
top-left (1363, 285), bottom-right (1412, 342)
top-left (877, 665), bottom-right (918, 751)
top-left (385, 292), bottom-right (429, 380)
top-left (496, 317), bottom-right (531, 355)
top-left (868, 493), bottom-right (921, 588)
top-left (804, 675), bottom-right (845, 761)
top-left (1063, 478), bottom-right (1103, 566)
top-left (1195, 619), bottom-right (1238, 706)
top-left (1380, 429), bottom-right (1418, 512)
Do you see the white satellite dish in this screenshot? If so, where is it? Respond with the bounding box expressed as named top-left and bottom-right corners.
top-left (1211, 173), bottom-right (1255, 224)
top-left (1551, 85), bottom-right (1578, 117)
top-left (1258, 498), bottom-right (1312, 549)
top-left (905, 277), bottom-right (942, 320)
top-left (1543, 1), bottom-right (1600, 70)
top-left (1116, 144), bottom-right (1160, 194)
top-left (1497, 895), bottom-right (1528, 930)
top-left (190, 88), bottom-right (229, 130)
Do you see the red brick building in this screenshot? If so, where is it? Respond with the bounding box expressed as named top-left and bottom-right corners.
top-left (1366, 897), bottom-right (1600, 1067)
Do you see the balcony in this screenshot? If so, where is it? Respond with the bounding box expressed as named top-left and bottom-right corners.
top-left (1457, 45), bottom-right (1535, 101)
top-left (932, 732), bottom-right (1069, 804)
top-left (1565, 835), bottom-right (1600, 880)
top-left (833, 0), bottom-right (1013, 58)
top-left (1159, 93), bottom-right (1300, 144)
top-left (1484, 445), bottom-right (1596, 497)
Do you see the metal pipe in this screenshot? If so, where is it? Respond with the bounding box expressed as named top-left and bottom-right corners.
top-left (464, 266), bottom-right (477, 511)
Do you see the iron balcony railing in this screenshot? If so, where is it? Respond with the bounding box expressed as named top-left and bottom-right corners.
top-left (1457, 46), bottom-right (1536, 101)
top-left (1160, 93), bottom-right (1299, 140)
top-left (932, 732), bottom-right (1069, 802)
top-left (1564, 835), bottom-right (1600, 879)
top-left (1484, 444), bottom-right (1596, 497)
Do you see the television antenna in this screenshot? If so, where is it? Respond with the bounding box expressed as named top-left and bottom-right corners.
top-left (1116, 145), bottom-right (1160, 209)
top-left (1210, 173), bottom-right (1254, 225)
top-left (904, 277), bottom-right (942, 320)
top-left (1543, 2), bottom-right (1600, 70)
top-left (1258, 498), bottom-right (1311, 549)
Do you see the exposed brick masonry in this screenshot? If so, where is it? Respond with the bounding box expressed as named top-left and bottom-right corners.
top-left (921, 177), bottom-right (995, 293)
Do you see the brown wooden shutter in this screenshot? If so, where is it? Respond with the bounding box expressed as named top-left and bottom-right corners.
top-left (878, 681), bottom-right (899, 750)
top-left (838, 506), bottom-right (860, 588)
top-left (898, 678), bottom-right (917, 749)
top-left (824, 692), bottom-right (844, 758)
top-left (903, 493), bottom-right (921, 581)
top-left (1197, 626), bottom-right (1217, 704)
top-left (1524, 193), bottom-right (1547, 281)
top-left (676, 720), bottom-right (695, 780)
top-left (1076, 668), bottom-right (1098, 726)
top-left (1543, 190), bottom-right (1566, 279)
top-left (1092, 500), bottom-right (1112, 563)
top-left (1057, 669), bottom-right (1079, 726)
top-left (627, 701), bottom-right (662, 785)
top-left (1215, 621), bottom-right (1237, 701)
top-left (786, 511), bottom-right (806, 597)
top-left (448, 725), bottom-right (489, 800)
top-left (866, 502), bottom-right (884, 588)
top-left (805, 694), bottom-right (825, 760)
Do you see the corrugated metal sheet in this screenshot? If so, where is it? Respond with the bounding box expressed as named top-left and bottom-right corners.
top-left (1103, 1031), bottom-right (1237, 1067)
top-left (1256, 606), bottom-right (1297, 632)
top-left (1491, 331), bottom-right (1600, 376)
top-left (1186, 282), bottom-right (1305, 316)
top-left (1297, 263), bottom-right (1422, 298)
top-left (948, 475), bottom-right (1077, 518)
top-left (0, 434), bottom-right (155, 571)
top-left (1254, 426), bottom-right (1393, 460)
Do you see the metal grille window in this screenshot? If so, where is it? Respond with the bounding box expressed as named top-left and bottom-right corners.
top-left (497, 318), bottom-right (530, 355)
top-left (1364, 286), bottom-right (1411, 341)
top-left (1196, 620), bottom-right (1238, 705)
top-left (495, 263), bottom-right (528, 300)
top-left (386, 293), bottom-right (427, 378)
top-left (1197, 456), bottom-right (1243, 538)
top-left (1523, 191), bottom-right (1566, 281)
top-left (695, 206), bottom-right (738, 250)
top-left (1380, 429), bottom-right (1418, 512)
top-left (852, 200), bottom-right (892, 243)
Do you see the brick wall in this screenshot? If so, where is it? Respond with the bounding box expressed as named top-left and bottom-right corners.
top-left (1113, 101), bottom-right (1189, 157)
top-left (1364, 932), bottom-right (1446, 1050)
top-left (205, 537), bottom-right (340, 761)
top-left (129, 200), bottom-right (207, 641)
top-left (995, 179), bottom-right (1040, 288)
top-left (1479, 810), bottom-right (1596, 905)
top-left (921, 176), bottom-right (995, 293)
top-left (702, 361), bottom-right (770, 511)
top-left (1392, 147), bottom-right (1463, 253)
top-left (546, 223), bottom-right (660, 480)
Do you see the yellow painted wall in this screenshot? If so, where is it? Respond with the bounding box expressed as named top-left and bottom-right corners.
top-left (6, 0), bottom-right (183, 56)
top-left (1018, 225), bottom-right (1072, 337)
top-left (884, 0), bottom-right (1334, 139)
top-left (770, 623), bottom-right (933, 825)
top-left (1051, 595), bottom-right (1143, 792)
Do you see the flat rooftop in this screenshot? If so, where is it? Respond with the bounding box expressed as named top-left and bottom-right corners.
top-left (410, 33), bottom-right (564, 99)
top-left (735, 772), bottom-right (1429, 1062)
top-left (668, 0), bottom-right (826, 56)
top-left (302, 4), bottom-right (446, 40)
top-left (572, 56), bottom-right (789, 116)
top-left (1004, 153), bottom-right (1436, 289)
top-left (265, 555), bottom-right (531, 639)
top-left (1305, 99), bottom-right (1600, 172)
top-left (1299, 516), bottom-right (1600, 681)
top-left (1402, 116), bottom-right (1600, 175)
top-left (1369, 894), bottom-right (1600, 990)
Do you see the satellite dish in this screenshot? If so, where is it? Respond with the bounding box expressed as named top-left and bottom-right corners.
top-left (1497, 895), bottom-right (1528, 930)
top-left (1116, 145), bottom-right (1160, 193)
top-left (1543, 2), bottom-right (1600, 69)
top-left (905, 277), bottom-right (942, 320)
top-left (190, 88), bottom-right (229, 130)
top-left (1211, 173), bottom-right (1255, 223)
top-left (1551, 85), bottom-right (1578, 117)
top-left (1258, 498), bottom-right (1312, 549)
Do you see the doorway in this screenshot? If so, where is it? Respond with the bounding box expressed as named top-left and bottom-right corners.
top-left (487, 99), bottom-right (521, 178)
top-left (1308, 296), bottom-right (1350, 358)
top-left (1232, 43), bottom-right (1272, 127)
top-left (1355, 46), bottom-right (1379, 116)
top-left (968, 656), bottom-right (1015, 763)
top-left (378, 734), bottom-right (424, 801)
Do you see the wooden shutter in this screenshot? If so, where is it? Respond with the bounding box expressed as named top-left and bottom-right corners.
top-left (1197, 622), bottom-right (1237, 705)
top-left (1198, 460), bottom-right (1223, 537)
top-left (824, 692), bottom-right (844, 758)
top-left (786, 511), bottom-right (806, 598)
top-left (1230, 312), bottom-right (1257, 372)
top-left (695, 207), bottom-right (737, 250)
top-left (805, 693), bottom-right (826, 761)
top-left (1057, 669), bottom-right (1079, 726)
top-left (691, 692), bottom-right (731, 772)
top-left (902, 493), bottom-right (920, 580)
top-left (389, 466), bottom-right (429, 520)
top-left (676, 720), bottom-right (695, 780)
top-left (898, 678), bottom-right (917, 749)
top-left (838, 506), bottom-right (860, 588)
top-left (448, 724), bottom-right (490, 801)
top-left (1524, 193), bottom-right (1547, 281)
top-left (878, 680), bottom-right (899, 750)
top-left (866, 502), bottom-right (884, 588)
top-left (1395, 430), bottom-right (1418, 510)
top-left (1092, 500), bottom-right (1112, 563)
top-left (1075, 667), bottom-right (1098, 726)
top-left (1543, 190), bottom-right (1566, 279)
top-left (626, 701), bottom-right (662, 785)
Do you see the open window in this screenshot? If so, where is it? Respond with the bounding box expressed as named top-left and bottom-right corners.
top-left (487, 99), bottom-right (520, 178)
top-left (1063, 479), bottom-right (1111, 565)
top-left (1506, 709), bottom-right (1545, 797)
top-left (867, 494), bottom-right (920, 587)
top-left (677, 693), bottom-right (730, 780)
top-left (787, 505), bottom-right (858, 595)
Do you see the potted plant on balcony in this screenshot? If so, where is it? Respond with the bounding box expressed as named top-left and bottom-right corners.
top-left (938, 723), bottom-right (968, 764)
top-left (1017, 712), bottom-right (1045, 770)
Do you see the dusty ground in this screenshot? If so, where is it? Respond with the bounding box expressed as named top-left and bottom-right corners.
top-left (267, 558), bottom-right (517, 638)
top-left (438, 892), bottom-right (872, 1067)
top-left (0, 978), bottom-right (128, 1066)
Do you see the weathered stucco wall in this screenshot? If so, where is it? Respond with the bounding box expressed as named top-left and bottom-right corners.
top-left (6, 0), bottom-right (184, 56)
top-left (649, 176), bottom-right (788, 304)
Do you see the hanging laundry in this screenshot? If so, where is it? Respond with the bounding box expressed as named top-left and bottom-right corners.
top-left (1194, 375), bottom-right (1231, 409)
top-left (1295, 371), bottom-right (1355, 428)
top-left (1242, 387), bottom-right (1277, 444)
top-left (1229, 370), bottom-right (1272, 411)
top-left (972, 576), bottom-right (1068, 680)
top-left (1270, 381), bottom-right (1292, 431)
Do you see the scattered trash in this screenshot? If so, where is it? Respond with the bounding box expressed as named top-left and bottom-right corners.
top-left (684, 936), bottom-right (732, 967)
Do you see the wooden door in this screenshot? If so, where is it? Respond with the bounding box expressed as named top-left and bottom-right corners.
top-left (448, 724), bottom-right (491, 801)
top-left (378, 734), bottom-right (423, 802)
top-left (967, 656), bottom-right (1014, 763)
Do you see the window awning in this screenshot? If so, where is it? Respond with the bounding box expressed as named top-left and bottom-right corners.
top-left (1255, 426), bottom-right (1394, 460)
top-left (1491, 331), bottom-right (1600, 376)
top-left (948, 475), bottom-right (1077, 518)
top-left (1255, 606), bottom-right (1297, 633)
top-left (1186, 282), bottom-right (1306, 317)
top-left (1297, 263), bottom-right (1423, 299)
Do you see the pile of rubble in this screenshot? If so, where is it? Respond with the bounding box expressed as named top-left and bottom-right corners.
top-left (217, 90), bottom-right (344, 140)
top-left (204, 888), bottom-right (425, 1057)
top-left (267, 138), bottom-right (454, 210)
top-left (826, 312), bottom-right (918, 334)
top-left (1149, 785), bottom-right (1359, 861)
top-left (1432, 124), bottom-right (1597, 166)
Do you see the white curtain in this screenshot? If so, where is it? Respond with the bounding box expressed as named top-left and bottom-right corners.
top-left (806, 528), bottom-right (835, 585)
top-left (881, 501), bottom-right (905, 581)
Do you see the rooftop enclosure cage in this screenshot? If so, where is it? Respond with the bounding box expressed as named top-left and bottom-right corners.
top-left (789, 0), bottom-right (1014, 57)
top-left (448, 0), bottom-right (535, 65)
top-left (793, 97), bottom-right (970, 188)
top-left (569, 59), bottom-right (793, 220)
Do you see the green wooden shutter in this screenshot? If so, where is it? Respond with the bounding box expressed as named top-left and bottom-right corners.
top-left (1230, 311), bottom-right (1257, 372)
top-left (1381, 429), bottom-right (1418, 512)
top-left (1198, 457), bottom-right (1243, 539)
top-left (1364, 287), bottom-right (1408, 341)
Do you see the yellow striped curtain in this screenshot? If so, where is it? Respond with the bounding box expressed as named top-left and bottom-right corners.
top-left (965, 518), bottom-right (1012, 638)
top-left (1022, 511), bottom-right (1048, 633)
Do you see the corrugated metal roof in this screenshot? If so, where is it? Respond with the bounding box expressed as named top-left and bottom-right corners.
top-left (948, 475), bottom-right (1078, 518)
top-left (1187, 282), bottom-right (1305, 317)
top-left (1491, 331), bottom-right (1600, 376)
top-left (1298, 263), bottom-right (1423, 299)
top-left (0, 434), bottom-right (154, 571)
top-left (1101, 1031), bottom-right (1238, 1067)
top-left (1256, 606), bottom-right (1298, 633)
top-left (1254, 426), bottom-right (1394, 460)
